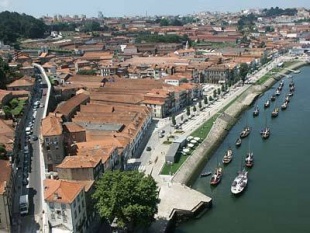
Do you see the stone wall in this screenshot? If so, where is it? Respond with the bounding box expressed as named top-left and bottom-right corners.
top-left (173, 61), bottom-right (307, 185)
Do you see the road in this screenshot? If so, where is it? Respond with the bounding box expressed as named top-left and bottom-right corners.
top-left (12, 72), bottom-right (48, 232)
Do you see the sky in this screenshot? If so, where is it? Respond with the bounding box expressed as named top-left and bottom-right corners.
top-left (0, 0), bottom-right (309, 18)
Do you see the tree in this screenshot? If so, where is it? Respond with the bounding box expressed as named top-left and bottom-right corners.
top-left (83, 21), bottom-right (101, 32)
top-left (171, 115), bottom-right (176, 126)
top-left (0, 11), bottom-right (47, 44)
top-left (186, 106), bottom-right (190, 116)
top-left (204, 96), bottom-right (208, 105)
top-left (193, 106), bottom-right (197, 113)
top-left (159, 18), bottom-right (169, 26)
top-left (239, 63), bottom-right (249, 84)
top-left (180, 114), bottom-right (184, 122)
top-left (213, 90), bottom-right (217, 99)
top-left (209, 96), bottom-right (213, 102)
top-left (217, 88), bottom-right (221, 96)
top-left (198, 101), bottom-right (202, 109)
top-left (93, 171), bottom-right (159, 232)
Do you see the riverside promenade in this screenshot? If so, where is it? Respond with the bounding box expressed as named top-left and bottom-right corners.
top-left (145, 57), bottom-right (307, 233)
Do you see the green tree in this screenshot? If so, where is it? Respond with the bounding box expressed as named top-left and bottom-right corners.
top-left (93, 171), bottom-right (159, 232)
top-left (204, 96), bottom-right (208, 105)
top-left (213, 90), bottom-right (217, 99)
top-left (159, 18), bottom-right (169, 26)
top-left (239, 63), bottom-right (249, 83)
top-left (198, 101), bottom-right (202, 109)
top-left (171, 115), bottom-right (176, 126)
top-left (217, 88), bottom-right (221, 96)
top-left (193, 106), bottom-right (197, 113)
top-left (186, 106), bottom-right (190, 116)
top-left (209, 96), bottom-right (213, 102)
top-left (83, 21), bottom-right (101, 32)
top-left (0, 57), bottom-right (10, 89)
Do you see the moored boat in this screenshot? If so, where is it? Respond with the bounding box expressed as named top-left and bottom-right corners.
top-left (271, 108), bottom-right (279, 118)
top-left (261, 127), bottom-right (270, 139)
top-left (222, 148), bottom-right (233, 164)
top-left (231, 170), bottom-right (248, 195)
top-left (253, 106), bottom-right (259, 117)
top-left (200, 171), bottom-right (212, 177)
top-left (240, 126), bottom-right (251, 138)
top-left (275, 89), bottom-right (281, 96)
top-left (270, 94), bottom-right (276, 102)
top-left (210, 167), bottom-right (222, 185)
top-left (281, 101), bottom-right (288, 110)
top-left (264, 100), bottom-right (270, 108)
top-left (245, 152), bottom-right (254, 167)
top-left (235, 138), bottom-right (242, 147)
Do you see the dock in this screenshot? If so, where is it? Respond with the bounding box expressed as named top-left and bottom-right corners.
top-left (149, 182), bottom-right (212, 233)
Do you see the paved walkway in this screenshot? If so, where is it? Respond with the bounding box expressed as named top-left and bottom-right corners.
top-left (144, 56), bottom-right (298, 232)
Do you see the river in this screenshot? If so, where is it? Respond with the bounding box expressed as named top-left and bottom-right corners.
top-left (175, 65), bottom-right (310, 233)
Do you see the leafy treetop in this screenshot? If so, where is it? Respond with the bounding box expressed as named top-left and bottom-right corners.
top-left (92, 170), bottom-right (159, 232)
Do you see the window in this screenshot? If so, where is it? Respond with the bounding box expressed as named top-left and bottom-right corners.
top-left (49, 202), bottom-right (54, 209)
top-left (61, 204), bottom-right (66, 209)
top-left (63, 214), bottom-right (67, 223)
top-left (82, 200), bottom-right (84, 208)
top-left (57, 210), bottom-right (61, 219)
top-left (73, 200), bottom-right (76, 208)
top-left (51, 213), bottom-right (55, 221)
top-left (74, 210), bottom-right (77, 219)
top-left (78, 205), bottom-right (81, 214)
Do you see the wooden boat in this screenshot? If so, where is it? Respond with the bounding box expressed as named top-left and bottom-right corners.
top-left (261, 127), bottom-right (270, 139)
top-left (235, 138), bottom-right (242, 147)
top-left (281, 101), bottom-right (288, 110)
top-left (231, 170), bottom-right (248, 195)
top-left (264, 100), bottom-right (270, 108)
top-left (200, 171), bottom-right (212, 178)
top-left (270, 94), bottom-right (276, 102)
top-left (240, 126), bottom-right (251, 138)
top-left (245, 152), bottom-right (254, 168)
top-left (253, 106), bottom-right (259, 117)
top-left (222, 148), bottom-right (233, 164)
top-left (210, 167), bottom-right (222, 185)
top-left (285, 96), bottom-right (290, 103)
top-left (271, 108), bottom-right (279, 118)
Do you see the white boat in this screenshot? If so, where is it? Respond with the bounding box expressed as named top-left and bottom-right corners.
top-left (231, 170), bottom-right (248, 195)
top-left (222, 148), bottom-right (233, 164)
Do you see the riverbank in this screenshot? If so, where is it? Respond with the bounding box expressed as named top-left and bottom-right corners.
top-left (173, 60), bottom-right (307, 186)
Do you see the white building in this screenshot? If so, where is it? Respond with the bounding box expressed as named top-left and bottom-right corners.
top-left (44, 179), bottom-right (87, 233)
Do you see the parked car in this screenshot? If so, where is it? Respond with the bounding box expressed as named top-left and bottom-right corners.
top-left (146, 146), bottom-right (152, 151)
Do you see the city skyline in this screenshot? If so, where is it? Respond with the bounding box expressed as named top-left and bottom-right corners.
top-left (0, 0), bottom-right (309, 18)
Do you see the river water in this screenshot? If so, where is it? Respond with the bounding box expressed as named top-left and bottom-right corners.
top-left (175, 65), bottom-right (310, 233)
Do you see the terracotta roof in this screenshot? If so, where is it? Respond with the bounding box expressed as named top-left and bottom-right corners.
top-left (56, 155), bottom-right (101, 169)
top-left (0, 90), bottom-right (12, 103)
top-left (0, 119), bottom-right (14, 137)
top-left (55, 93), bottom-right (90, 118)
top-left (63, 122), bottom-right (85, 133)
top-left (44, 179), bottom-right (84, 204)
top-left (6, 76), bottom-right (34, 88)
top-left (0, 160), bottom-right (11, 194)
top-left (41, 114), bottom-right (63, 136)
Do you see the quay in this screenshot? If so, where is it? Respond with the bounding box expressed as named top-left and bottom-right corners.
top-left (144, 58), bottom-right (307, 233)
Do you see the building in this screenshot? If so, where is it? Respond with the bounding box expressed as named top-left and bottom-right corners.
top-left (0, 160), bottom-right (13, 232)
top-left (56, 156), bottom-right (103, 181)
top-left (41, 114), bottom-right (65, 171)
top-left (44, 179), bottom-right (87, 233)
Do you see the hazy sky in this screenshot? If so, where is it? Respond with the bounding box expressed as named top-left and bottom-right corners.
top-left (0, 0), bottom-right (309, 18)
